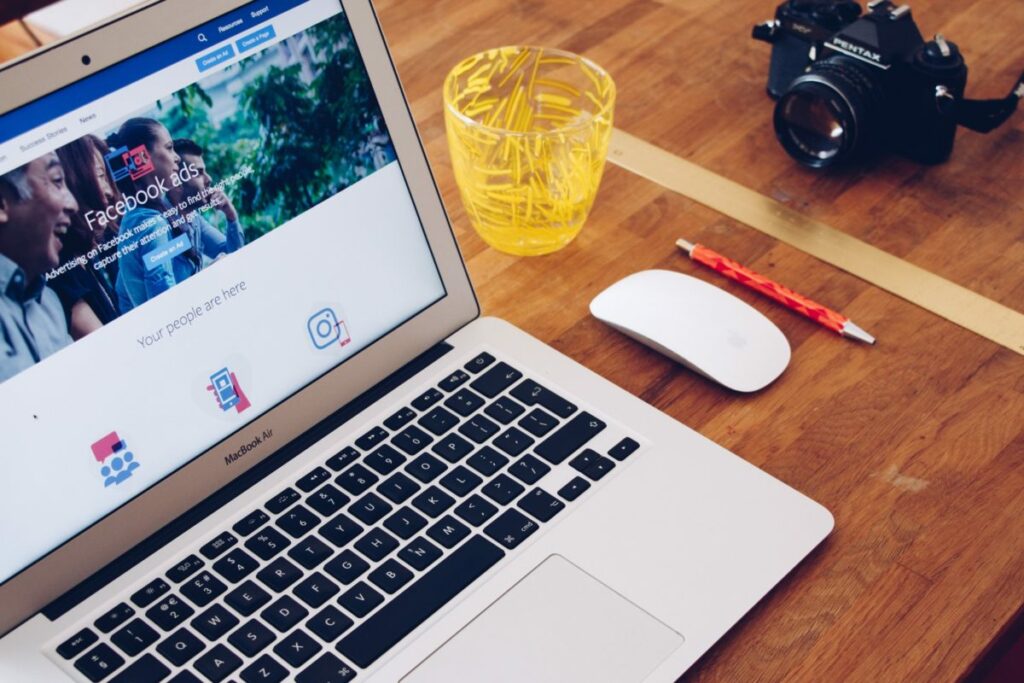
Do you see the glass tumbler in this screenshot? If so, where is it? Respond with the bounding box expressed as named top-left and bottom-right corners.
top-left (443, 46), bottom-right (616, 256)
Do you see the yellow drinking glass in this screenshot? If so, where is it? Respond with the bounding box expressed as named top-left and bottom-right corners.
top-left (444, 46), bottom-right (616, 256)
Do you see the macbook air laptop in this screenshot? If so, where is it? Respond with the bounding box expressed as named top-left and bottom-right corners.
top-left (0, 1), bottom-right (833, 681)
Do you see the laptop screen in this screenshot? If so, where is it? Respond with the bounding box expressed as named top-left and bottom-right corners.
top-left (0, 0), bottom-right (445, 585)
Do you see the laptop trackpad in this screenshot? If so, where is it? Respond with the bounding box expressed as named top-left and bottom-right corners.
top-left (402, 555), bottom-right (684, 683)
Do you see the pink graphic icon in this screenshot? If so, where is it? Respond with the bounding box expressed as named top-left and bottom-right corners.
top-left (206, 370), bottom-right (252, 415)
top-left (91, 431), bottom-right (139, 487)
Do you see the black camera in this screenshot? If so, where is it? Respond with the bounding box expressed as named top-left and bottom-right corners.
top-left (753, 0), bottom-right (1023, 167)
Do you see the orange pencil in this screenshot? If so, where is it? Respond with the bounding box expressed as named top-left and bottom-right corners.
top-left (676, 238), bottom-right (875, 344)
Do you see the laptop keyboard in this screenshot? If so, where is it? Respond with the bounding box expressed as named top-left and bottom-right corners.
top-left (53, 352), bottom-right (642, 682)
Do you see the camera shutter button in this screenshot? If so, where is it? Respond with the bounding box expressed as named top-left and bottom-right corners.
top-left (921, 34), bottom-right (963, 66)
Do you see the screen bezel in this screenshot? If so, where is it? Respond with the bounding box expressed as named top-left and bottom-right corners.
top-left (0, 0), bottom-right (478, 635)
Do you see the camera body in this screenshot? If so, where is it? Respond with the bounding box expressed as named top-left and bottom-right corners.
top-left (754, 0), bottom-right (970, 166)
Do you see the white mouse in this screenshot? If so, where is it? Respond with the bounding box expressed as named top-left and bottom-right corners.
top-left (590, 270), bottom-right (790, 392)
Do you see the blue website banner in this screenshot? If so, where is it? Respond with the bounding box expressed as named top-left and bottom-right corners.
top-left (0, 0), bottom-right (309, 143)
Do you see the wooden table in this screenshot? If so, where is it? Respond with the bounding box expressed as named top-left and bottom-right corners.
top-left (373, 1), bottom-right (1024, 681)
top-left (3, 1), bottom-right (1023, 680)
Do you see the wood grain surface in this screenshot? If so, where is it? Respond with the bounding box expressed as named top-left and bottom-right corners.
top-left (2, 1), bottom-right (1023, 680)
top-left (371, 1), bottom-right (1024, 681)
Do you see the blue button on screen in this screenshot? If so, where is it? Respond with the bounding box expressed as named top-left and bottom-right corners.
top-left (144, 234), bottom-right (193, 270)
top-left (195, 45), bottom-right (236, 73)
top-left (236, 25), bottom-right (277, 53)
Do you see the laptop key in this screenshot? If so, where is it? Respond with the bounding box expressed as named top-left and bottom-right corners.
top-left (426, 516), bottom-right (470, 549)
top-left (181, 571), bottom-right (227, 608)
top-left (95, 602), bottom-right (135, 634)
top-left (324, 549), bottom-right (370, 585)
top-left (306, 484), bottom-right (349, 517)
top-left (307, 605), bottom-right (353, 642)
top-left (147, 594), bottom-right (194, 631)
top-left (377, 472), bottom-right (421, 504)
top-left (57, 627), bottom-right (98, 659)
top-left (485, 396), bottom-right (526, 425)
top-left (481, 474), bottom-right (526, 506)
top-left (609, 437), bottom-right (640, 461)
top-left (465, 351), bottom-right (496, 373)
top-left (156, 627), bottom-right (205, 666)
top-left (224, 581), bottom-right (271, 617)
top-left (518, 488), bottom-right (566, 522)
top-left (536, 412), bottom-right (606, 464)
top-left (296, 653), bottom-right (358, 683)
top-left (213, 548), bottom-right (258, 583)
top-left (510, 379), bottom-right (578, 418)
top-left (265, 488), bottom-right (300, 515)
top-left (240, 654), bottom-right (288, 683)
top-left (232, 510), bottom-right (269, 537)
top-left (458, 414), bottom-right (500, 444)
top-left (262, 596), bottom-right (308, 633)
top-left (166, 555), bottom-right (206, 584)
top-left (411, 388), bottom-right (442, 411)
top-left (337, 535), bottom-right (504, 669)
top-left (257, 557), bottom-right (303, 592)
top-left (288, 536), bottom-right (333, 570)
top-left (194, 643), bottom-right (242, 682)
top-left (336, 463), bottom-right (378, 496)
top-left (365, 444), bottom-right (406, 475)
top-left (130, 578), bottom-right (170, 608)
top-left (110, 618), bottom-right (158, 657)
top-left (508, 454), bottom-right (551, 485)
top-left (293, 572), bottom-right (340, 609)
top-left (353, 528), bottom-right (399, 562)
top-left (484, 508), bottom-right (540, 550)
top-left (584, 455), bottom-right (616, 481)
top-left (200, 531), bottom-right (238, 560)
top-left (383, 507), bottom-right (428, 540)
top-left (191, 604), bottom-right (238, 641)
top-left (399, 537), bottom-right (443, 571)
top-left (558, 476), bottom-right (591, 501)
top-left (411, 486), bottom-right (455, 518)
top-left (355, 426), bottom-right (388, 451)
top-left (418, 406), bottom-right (460, 436)
top-left (431, 433), bottom-right (474, 463)
top-left (274, 629), bottom-right (322, 667)
top-left (109, 654), bottom-right (168, 683)
top-left (439, 465), bottom-right (482, 497)
top-left (569, 448), bottom-right (600, 473)
top-left (392, 425), bottom-right (434, 455)
top-left (493, 426), bottom-right (535, 457)
top-left (518, 408), bottom-right (558, 438)
top-left (454, 494), bottom-right (499, 527)
top-left (349, 492), bottom-right (393, 525)
top-left (369, 559), bottom-right (414, 594)
top-left (405, 453), bottom-right (447, 483)
top-left (325, 446), bottom-right (360, 472)
top-left (470, 362), bottom-right (522, 398)
top-left (444, 388), bottom-right (485, 417)
top-left (169, 672), bottom-right (201, 683)
top-left (338, 582), bottom-right (384, 618)
top-left (384, 407), bottom-right (416, 431)
top-left (227, 620), bottom-right (276, 657)
top-left (276, 504), bottom-right (320, 539)
top-left (244, 527), bottom-right (291, 561)
top-left (466, 446), bottom-right (508, 477)
top-left (75, 643), bottom-right (125, 682)
top-left (319, 513), bottom-right (363, 548)
top-left (438, 369), bottom-right (470, 392)
top-left (296, 466), bottom-right (332, 493)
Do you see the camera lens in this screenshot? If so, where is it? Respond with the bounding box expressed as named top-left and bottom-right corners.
top-left (773, 57), bottom-right (882, 168)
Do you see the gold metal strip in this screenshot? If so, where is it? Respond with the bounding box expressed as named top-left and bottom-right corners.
top-left (607, 128), bottom-right (1024, 356)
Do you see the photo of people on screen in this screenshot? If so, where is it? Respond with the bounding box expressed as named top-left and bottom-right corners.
top-left (0, 11), bottom-right (396, 385)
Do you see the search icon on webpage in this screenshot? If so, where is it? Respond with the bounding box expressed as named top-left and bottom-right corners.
top-left (197, 33), bottom-right (209, 43)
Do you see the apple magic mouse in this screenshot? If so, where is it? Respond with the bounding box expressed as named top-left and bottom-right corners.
top-left (590, 270), bottom-right (790, 392)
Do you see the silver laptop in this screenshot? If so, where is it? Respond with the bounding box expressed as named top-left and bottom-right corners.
top-left (0, 1), bottom-right (833, 681)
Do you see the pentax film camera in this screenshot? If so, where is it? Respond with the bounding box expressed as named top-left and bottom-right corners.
top-left (753, 0), bottom-right (1024, 168)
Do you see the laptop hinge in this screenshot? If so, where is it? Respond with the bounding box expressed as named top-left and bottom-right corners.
top-left (43, 340), bottom-right (454, 621)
